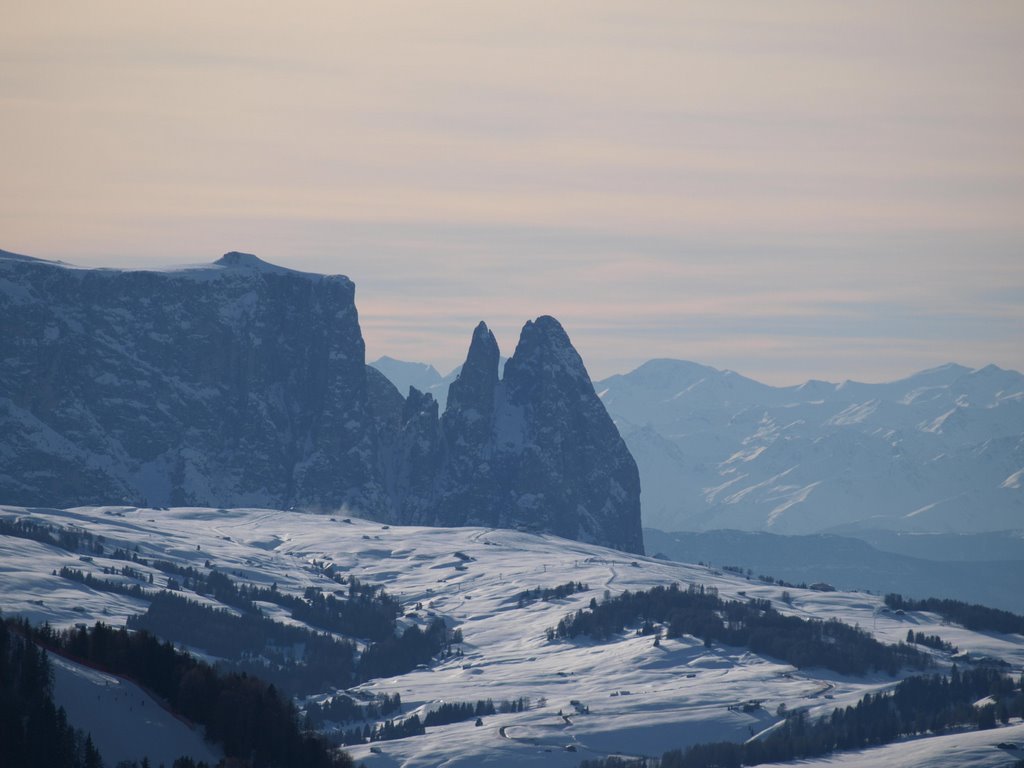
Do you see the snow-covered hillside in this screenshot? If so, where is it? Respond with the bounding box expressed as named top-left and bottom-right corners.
top-left (2, 505), bottom-right (1022, 767)
top-left (50, 654), bottom-right (221, 767)
top-left (593, 360), bottom-right (1024, 534)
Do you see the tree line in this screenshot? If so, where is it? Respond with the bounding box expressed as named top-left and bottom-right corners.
top-left (126, 589), bottom-right (456, 693)
top-left (0, 516), bottom-right (105, 555)
top-left (581, 666), bottom-right (1024, 768)
top-left (906, 629), bottom-right (957, 652)
top-left (16, 617), bottom-right (354, 768)
top-left (306, 692), bottom-right (402, 728)
top-left (516, 581), bottom-right (589, 607)
top-left (4, 618), bottom-right (356, 768)
top-left (0, 615), bottom-right (104, 768)
top-left (885, 593), bottom-right (1024, 636)
top-left (552, 582), bottom-right (930, 676)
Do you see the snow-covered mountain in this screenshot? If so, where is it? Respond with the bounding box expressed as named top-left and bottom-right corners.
top-left (2, 505), bottom-right (1022, 768)
top-left (593, 359), bottom-right (1024, 534)
top-left (0, 249), bottom-right (642, 553)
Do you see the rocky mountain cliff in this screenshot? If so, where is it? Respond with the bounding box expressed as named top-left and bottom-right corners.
top-left (0, 250), bottom-right (384, 512)
top-left (0, 249), bottom-right (643, 553)
top-left (385, 318), bottom-right (644, 553)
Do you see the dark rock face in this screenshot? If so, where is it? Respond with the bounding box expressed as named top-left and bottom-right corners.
top-left (499, 317), bottom-right (643, 551)
top-left (0, 250), bottom-right (643, 553)
top-left (0, 251), bottom-right (384, 511)
top-left (388, 317), bottom-right (644, 554)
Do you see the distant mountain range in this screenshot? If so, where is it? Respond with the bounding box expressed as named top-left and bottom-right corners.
top-left (372, 357), bottom-right (1024, 536)
top-left (596, 359), bottom-right (1023, 535)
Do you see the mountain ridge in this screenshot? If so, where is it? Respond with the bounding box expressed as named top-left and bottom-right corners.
top-left (0, 250), bottom-right (643, 553)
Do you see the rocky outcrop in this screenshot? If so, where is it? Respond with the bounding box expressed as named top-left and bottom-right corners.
top-left (0, 249), bottom-right (643, 553)
top-left (387, 317), bottom-right (644, 553)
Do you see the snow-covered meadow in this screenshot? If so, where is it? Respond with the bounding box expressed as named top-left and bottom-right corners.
top-left (2, 505), bottom-right (1022, 767)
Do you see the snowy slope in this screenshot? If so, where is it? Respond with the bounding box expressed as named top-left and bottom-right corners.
top-left (768, 723), bottom-right (1024, 768)
top-left (50, 654), bottom-right (221, 767)
top-left (2, 505), bottom-right (1023, 767)
top-left (593, 360), bottom-right (1024, 534)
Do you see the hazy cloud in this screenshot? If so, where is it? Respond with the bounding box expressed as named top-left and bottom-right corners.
top-left (2, 1), bottom-right (1022, 383)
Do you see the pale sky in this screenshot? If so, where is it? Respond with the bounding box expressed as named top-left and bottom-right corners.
top-left (2, 1), bottom-right (1022, 383)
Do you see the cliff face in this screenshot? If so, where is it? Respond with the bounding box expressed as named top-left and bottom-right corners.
top-left (0, 251), bottom-right (383, 511)
top-left (0, 250), bottom-right (643, 553)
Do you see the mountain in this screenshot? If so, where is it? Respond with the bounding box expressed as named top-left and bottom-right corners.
top-left (384, 319), bottom-right (644, 553)
top-left (3, 504), bottom-right (1023, 767)
top-left (0, 250), bottom-right (642, 552)
top-left (594, 359), bottom-right (1024, 534)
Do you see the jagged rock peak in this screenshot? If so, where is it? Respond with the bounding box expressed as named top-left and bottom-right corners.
top-left (446, 321), bottom-right (500, 415)
top-left (403, 386), bottom-right (439, 423)
top-left (504, 315), bottom-right (591, 403)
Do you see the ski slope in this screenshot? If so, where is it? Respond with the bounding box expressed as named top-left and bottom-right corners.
top-left (1, 504), bottom-right (1022, 767)
top-left (50, 654), bottom-right (221, 767)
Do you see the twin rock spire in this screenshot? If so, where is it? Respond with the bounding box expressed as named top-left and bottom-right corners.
top-left (375, 316), bottom-right (643, 555)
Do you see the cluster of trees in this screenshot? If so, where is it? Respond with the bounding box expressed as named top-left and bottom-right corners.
top-left (583, 667), bottom-right (1024, 768)
top-left (358, 617), bottom-right (453, 680)
top-left (0, 517), bottom-right (105, 555)
top-left (906, 629), bottom-right (957, 652)
top-left (284, 584), bottom-right (400, 642)
top-left (322, 694), bottom-right (531, 746)
top-left (306, 692), bottom-right (402, 728)
top-left (336, 715), bottom-right (425, 746)
top-left (885, 593), bottom-right (1024, 635)
top-left (59, 567), bottom-right (152, 600)
top-left (423, 699), bottom-right (497, 727)
top-left (60, 552), bottom-right (457, 691)
top-left (126, 591), bottom-right (358, 694)
top-left (107, 547), bottom-right (146, 563)
top-left (128, 589), bottom-right (455, 692)
top-left (0, 616), bottom-right (104, 768)
top-left (516, 581), bottom-right (589, 607)
top-left (552, 582), bottom-right (930, 676)
top-left (156, 564), bottom-right (404, 644)
top-left (20, 618), bottom-right (353, 768)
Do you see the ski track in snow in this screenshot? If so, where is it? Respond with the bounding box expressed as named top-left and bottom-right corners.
top-left (1, 504), bottom-right (1023, 767)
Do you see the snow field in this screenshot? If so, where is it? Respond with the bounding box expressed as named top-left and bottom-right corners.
top-left (2, 504), bottom-right (1023, 767)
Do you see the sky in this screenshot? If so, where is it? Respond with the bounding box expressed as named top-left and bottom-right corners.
top-left (2, 1), bottom-right (1022, 384)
